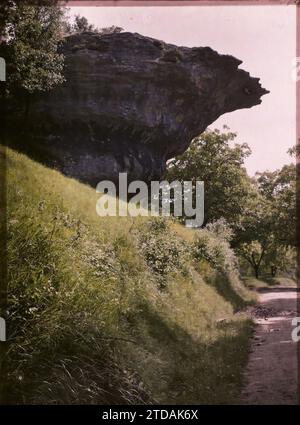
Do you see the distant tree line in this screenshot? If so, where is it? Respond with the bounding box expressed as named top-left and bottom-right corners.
top-left (65, 14), bottom-right (123, 36)
top-left (166, 129), bottom-right (297, 279)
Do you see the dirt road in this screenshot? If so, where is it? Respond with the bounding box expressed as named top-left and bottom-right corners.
top-left (240, 286), bottom-right (299, 405)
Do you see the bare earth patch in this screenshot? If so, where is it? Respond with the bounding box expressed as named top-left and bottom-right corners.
top-left (240, 286), bottom-right (299, 405)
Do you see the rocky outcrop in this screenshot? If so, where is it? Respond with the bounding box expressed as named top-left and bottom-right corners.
top-left (28, 32), bottom-right (268, 186)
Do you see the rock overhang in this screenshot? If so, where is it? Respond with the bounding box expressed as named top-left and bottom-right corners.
top-left (28, 31), bottom-right (269, 185)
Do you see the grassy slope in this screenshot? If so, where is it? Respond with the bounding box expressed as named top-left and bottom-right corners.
top-left (243, 276), bottom-right (296, 290)
top-left (5, 147), bottom-right (254, 405)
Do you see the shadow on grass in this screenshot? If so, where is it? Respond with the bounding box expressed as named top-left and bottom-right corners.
top-left (206, 273), bottom-right (247, 312)
top-left (242, 275), bottom-right (297, 291)
top-left (5, 296), bottom-right (252, 405)
top-left (134, 302), bottom-right (252, 404)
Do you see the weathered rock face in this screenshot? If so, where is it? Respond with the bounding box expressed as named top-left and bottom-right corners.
top-left (29, 32), bottom-right (268, 186)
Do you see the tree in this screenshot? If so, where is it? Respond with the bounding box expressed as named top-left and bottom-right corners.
top-left (263, 242), bottom-right (294, 278)
top-left (256, 162), bottom-right (296, 247)
top-left (235, 154), bottom-right (296, 278)
top-left (237, 235), bottom-right (295, 279)
top-left (67, 14), bottom-right (123, 35)
top-left (234, 192), bottom-right (274, 278)
top-left (71, 14), bottom-right (96, 33)
top-left (0, 1), bottom-right (66, 116)
top-left (237, 241), bottom-right (266, 279)
top-left (166, 127), bottom-right (254, 228)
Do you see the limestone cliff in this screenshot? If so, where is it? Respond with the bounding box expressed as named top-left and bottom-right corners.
top-left (28, 32), bottom-right (268, 185)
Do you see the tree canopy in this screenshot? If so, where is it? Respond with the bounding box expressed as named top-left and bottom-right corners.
top-left (0, 3), bottom-right (123, 117)
top-left (166, 129), bottom-right (296, 279)
top-left (0, 1), bottom-right (65, 98)
top-left (166, 127), bottom-right (254, 228)
top-left (235, 156), bottom-right (296, 278)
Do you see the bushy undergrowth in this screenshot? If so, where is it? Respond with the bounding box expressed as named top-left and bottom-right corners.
top-left (193, 229), bottom-right (237, 274)
top-left (139, 218), bottom-right (188, 289)
top-left (3, 147), bottom-right (254, 405)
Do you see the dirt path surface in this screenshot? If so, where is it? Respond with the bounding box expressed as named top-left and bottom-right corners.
top-left (240, 287), bottom-right (299, 405)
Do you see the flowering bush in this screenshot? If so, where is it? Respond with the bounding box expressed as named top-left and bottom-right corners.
top-left (193, 219), bottom-right (238, 273)
top-left (139, 218), bottom-right (188, 288)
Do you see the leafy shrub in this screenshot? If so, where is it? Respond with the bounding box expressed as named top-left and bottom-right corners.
top-left (205, 218), bottom-right (234, 242)
top-left (139, 218), bottom-right (188, 288)
top-left (193, 219), bottom-right (238, 273)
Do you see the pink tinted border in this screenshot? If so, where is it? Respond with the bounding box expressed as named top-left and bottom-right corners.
top-left (62, 1), bottom-right (295, 5)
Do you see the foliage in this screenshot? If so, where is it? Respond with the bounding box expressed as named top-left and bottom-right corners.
top-left (139, 218), bottom-right (188, 288)
top-left (0, 4), bottom-right (124, 119)
top-left (205, 217), bottom-right (234, 243)
top-left (3, 147), bottom-right (254, 405)
top-left (193, 219), bottom-right (238, 274)
top-left (166, 128), bottom-right (253, 228)
top-left (235, 154), bottom-right (296, 278)
top-left (168, 125), bottom-right (296, 280)
top-left (65, 13), bottom-right (123, 36)
top-left (262, 242), bottom-right (295, 277)
top-left (236, 241), bottom-right (265, 279)
top-left (71, 14), bottom-right (96, 33)
top-left (1, 1), bottom-right (65, 98)
top-left (256, 163), bottom-right (296, 247)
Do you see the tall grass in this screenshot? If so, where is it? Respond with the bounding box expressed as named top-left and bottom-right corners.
top-left (4, 147), bottom-right (254, 404)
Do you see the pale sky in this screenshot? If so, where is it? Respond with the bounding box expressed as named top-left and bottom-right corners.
top-left (70, 5), bottom-right (296, 175)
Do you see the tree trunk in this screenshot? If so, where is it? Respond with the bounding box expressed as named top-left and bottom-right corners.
top-left (271, 266), bottom-right (277, 277)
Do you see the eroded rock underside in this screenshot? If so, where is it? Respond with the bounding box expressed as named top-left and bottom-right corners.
top-left (29, 32), bottom-right (268, 186)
